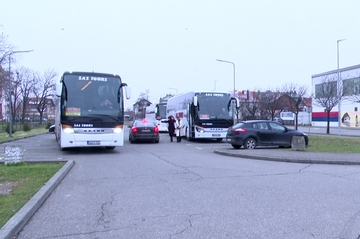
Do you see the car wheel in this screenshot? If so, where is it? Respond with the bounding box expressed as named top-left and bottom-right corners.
top-left (155, 139), bottom-right (159, 143)
top-left (105, 146), bottom-right (115, 150)
top-left (231, 144), bottom-right (241, 149)
top-left (244, 138), bottom-right (257, 149)
top-left (216, 138), bottom-right (223, 142)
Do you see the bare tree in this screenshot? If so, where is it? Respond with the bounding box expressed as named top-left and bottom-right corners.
top-left (238, 90), bottom-right (263, 120)
top-left (138, 89), bottom-right (150, 101)
top-left (32, 69), bottom-right (57, 123)
top-left (0, 30), bottom-right (14, 88)
top-left (9, 70), bottom-right (23, 122)
top-left (259, 88), bottom-right (283, 120)
top-left (312, 76), bottom-right (342, 134)
top-left (14, 67), bottom-right (36, 123)
top-left (281, 83), bottom-right (308, 130)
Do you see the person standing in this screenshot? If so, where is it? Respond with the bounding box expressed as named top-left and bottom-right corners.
top-left (162, 116), bottom-right (176, 142)
top-left (175, 116), bottom-right (184, 143)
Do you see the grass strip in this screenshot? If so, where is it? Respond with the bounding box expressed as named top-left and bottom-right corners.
top-left (307, 135), bottom-right (360, 153)
top-left (0, 162), bottom-right (65, 228)
top-left (0, 128), bottom-right (48, 143)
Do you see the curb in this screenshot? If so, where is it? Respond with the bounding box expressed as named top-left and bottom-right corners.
top-left (213, 150), bottom-right (360, 165)
top-left (0, 160), bottom-right (75, 239)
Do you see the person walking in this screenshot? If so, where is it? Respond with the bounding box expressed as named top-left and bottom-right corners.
top-left (162, 116), bottom-right (176, 142)
top-left (175, 116), bottom-right (184, 143)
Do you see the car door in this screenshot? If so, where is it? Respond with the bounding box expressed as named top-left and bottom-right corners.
top-left (254, 122), bottom-right (273, 145)
top-left (268, 122), bottom-right (290, 146)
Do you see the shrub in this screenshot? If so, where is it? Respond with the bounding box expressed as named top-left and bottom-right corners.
top-left (5, 123), bottom-right (16, 134)
top-left (46, 122), bottom-right (52, 129)
top-left (23, 123), bottom-right (31, 132)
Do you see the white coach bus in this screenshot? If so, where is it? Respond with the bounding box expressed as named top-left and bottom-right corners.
top-left (54, 71), bottom-right (131, 150)
top-left (166, 91), bottom-right (238, 141)
top-left (145, 102), bottom-right (169, 132)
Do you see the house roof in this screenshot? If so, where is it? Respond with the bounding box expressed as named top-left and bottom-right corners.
top-left (133, 98), bottom-right (152, 107)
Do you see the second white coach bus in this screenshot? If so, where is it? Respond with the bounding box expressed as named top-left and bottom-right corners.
top-left (54, 71), bottom-right (131, 150)
top-left (145, 102), bottom-right (169, 132)
top-left (155, 102), bottom-right (168, 132)
top-left (166, 91), bottom-right (238, 141)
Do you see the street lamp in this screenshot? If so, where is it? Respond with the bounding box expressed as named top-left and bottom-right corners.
top-left (216, 59), bottom-right (236, 96)
top-left (337, 39), bottom-right (346, 135)
top-left (8, 50), bottom-right (34, 137)
top-left (216, 59), bottom-right (236, 124)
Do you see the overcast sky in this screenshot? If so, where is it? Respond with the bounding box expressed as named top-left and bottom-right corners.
top-left (2, 0), bottom-right (360, 109)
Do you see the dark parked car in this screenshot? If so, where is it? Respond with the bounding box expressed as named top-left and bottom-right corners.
top-left (49, 124), bottom-right (55, 133)
top-left (129, 119), bottom-right (160, 143)
top-left (226, 120), bottom-right (308, 149)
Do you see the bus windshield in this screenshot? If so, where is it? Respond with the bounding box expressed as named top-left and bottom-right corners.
top-left (61, 74), bottom-right (124, 121)
top-left (157, 103), bottom-right (167, 120)
top-left (197, 92), bottom-right (233, 120)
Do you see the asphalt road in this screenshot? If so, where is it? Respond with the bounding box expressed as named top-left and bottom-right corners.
top-left (2, 129), bottom-right (360, 238)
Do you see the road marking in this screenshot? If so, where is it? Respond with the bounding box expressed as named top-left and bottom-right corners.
top-left (185, 144), bottom-right (203, 150)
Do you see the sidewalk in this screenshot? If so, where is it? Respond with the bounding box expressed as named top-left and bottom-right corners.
top-left (214, 147), bottom-right (360, 165)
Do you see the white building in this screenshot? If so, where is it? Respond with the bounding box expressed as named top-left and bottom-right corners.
top-left (311, 64), bottom-right (360, 128)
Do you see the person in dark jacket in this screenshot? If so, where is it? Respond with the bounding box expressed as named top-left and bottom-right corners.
top-left (162, 116), bottom-right (176, 142)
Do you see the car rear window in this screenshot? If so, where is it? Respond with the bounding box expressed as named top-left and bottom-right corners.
top-left (254, 122), bottom-right (268, 129)
top-left (134, 120), bottom-right (155, 127)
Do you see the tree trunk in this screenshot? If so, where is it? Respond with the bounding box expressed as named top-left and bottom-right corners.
top-left (326, 111), bottom-right (330, 134)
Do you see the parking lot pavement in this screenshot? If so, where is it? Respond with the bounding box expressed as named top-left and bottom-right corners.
top-left (1, 132), bottom-right (360, 239)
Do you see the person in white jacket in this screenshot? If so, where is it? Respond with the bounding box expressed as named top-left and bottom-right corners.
top-left (175, 116), bottom-right (184, 143)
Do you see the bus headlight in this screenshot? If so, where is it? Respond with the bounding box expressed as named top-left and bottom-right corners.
top-left (195, 126), bottom-right (205, 133)
top-left (114, 125), bottom-right (123, 134)
top-left (62, 124), bottom-right (74, 134)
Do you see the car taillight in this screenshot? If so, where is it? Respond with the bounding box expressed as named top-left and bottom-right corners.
top-left (131, 127), bottom-right (138, 133)
top-left (154, 126), bottom-right (159, 133)
top-left (234, 128), bottom-right (247, 133)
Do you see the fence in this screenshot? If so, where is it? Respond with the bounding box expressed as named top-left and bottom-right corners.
top-left (0, 121), bottom-right (54, 133)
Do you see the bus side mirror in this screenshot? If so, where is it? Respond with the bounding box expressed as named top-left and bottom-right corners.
top-left (193, 96), bottom-right (197, 106)
top-left (235, 98), bottom-right (240, 108)
top-left (56, 81), bottom-right (62, 97)
top-left (124, 86), bottom-right (131, 100)
top-left (227, 97), bottom-right (239, 110)
top-left (119, 83), bottom-right (131, 100)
